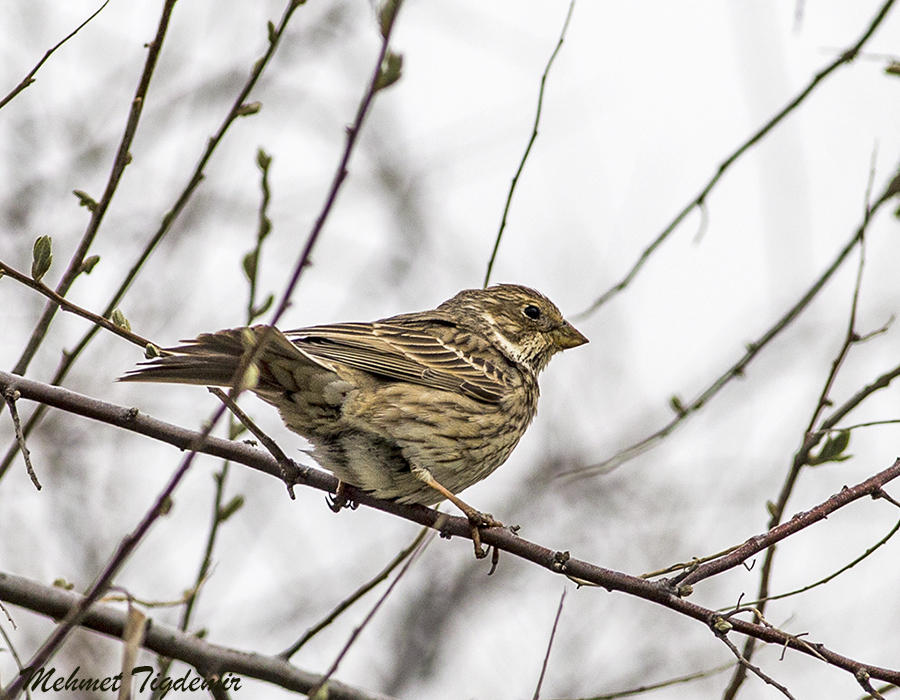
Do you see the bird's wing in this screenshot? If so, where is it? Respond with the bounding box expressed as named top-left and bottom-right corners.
top-left (284, 322), bottom-right (509, 404)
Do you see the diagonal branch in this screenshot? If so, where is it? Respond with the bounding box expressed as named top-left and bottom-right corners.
top-left (483, 0), bottom-right (576, 288)
top-left (2, 368), bottom-right (899, 687)
top-left (0, 259), bottom-right (155, 350)
top-left (11, 0), bottom-right (177, 377)
top-left (0, 0), bottom-right (303, 479)
top-left (0, 571), bottom-right (398, 700)
top-left (267, 0), bottom-right (405, 327)
top-left (0, 0), bottom-right (111, 110)
top-left (561, 162), bottom-right (900, 479)
top-left (673, 464), bottom-right (900, 587)
top-left (578, 0), bottom-right (897, 318)
top-left (280, 527), bottom-right (429, 659)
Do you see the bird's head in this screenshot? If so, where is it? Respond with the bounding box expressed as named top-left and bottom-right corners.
top-left (439, 284), bottom-right (588, 374)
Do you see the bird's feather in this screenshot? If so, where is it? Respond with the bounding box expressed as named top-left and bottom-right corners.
top-left (286, 321), bottom-right (508, 403)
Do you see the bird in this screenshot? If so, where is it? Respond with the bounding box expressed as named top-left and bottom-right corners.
top-left (122, 284), bottom-right (588, 557)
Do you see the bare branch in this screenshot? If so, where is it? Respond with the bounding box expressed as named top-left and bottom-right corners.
top-left (0, 259), bottom-right (156, 350)
top-left (716, 630), bottom-right (797, 700)
top-left (0, 0), bottom-right (110, 110)
top-left (541, 662), bottom-right (734, 699)
top-left (562, 158), bottom-right (900, 480)
top-left (727, 516), bottom-right (900, 609)
top-left (280, 527), bottom-right (430, 659)
top-left (267, 0), bottom-right (406, 327)
top-left (532, 588), bottom-right (566, 700)
top-left (0, 572), bottom-right (398, 700)
top-left (2, 369), bottom-right (899, 687)
top-left (674, 460), bottom-right (900, 588)
top-left (11, 0), bottom-right (177, 378)
top-left (209, 387), bottom-right (297, 498)
top-left (483, 0), bottom-right (576, 288)
top-left (578, 0), bottom-right (897, 317)
top-left (305, 529), bottom-right (433, 699)
top-left (2, 389), bottom-right (40, 490)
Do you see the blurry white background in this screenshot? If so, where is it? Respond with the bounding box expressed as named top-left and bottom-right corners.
top-left (1, 0), bottom-right (899, 698)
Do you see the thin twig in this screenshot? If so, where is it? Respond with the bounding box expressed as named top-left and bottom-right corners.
top-left (727, 517), bottom-right (900, 609)
top-left (209, 387), bottom-right (297, 497)
top-left (543, 662), bottom-right (735, 699)
top-left (280, 527), bottom-right (430, 659)
top-left (672, 461), bottom-right (900, 587)
top-left (815, 419), bottom-right (900, 433)
top-left (720, 604), bottom-right (826, 663)
top-left (11, 0), bottom-right (177, 378)
top-left (2, 401), bottom-right (229, 700)
top-left (578, 0), bottom-right (897, 318)
top-left (2, 368), bottom-right (900, 686)
top-left (532, 588), bottom-right (566, 700)
top-left (2, 389), bottom-right (40, 490)
top-left (813, 363), bottom-right (900, 439)
top-left (641, 543), bottom-right (741, 579)
top-left (305, 529), bottom-right (433, 699)
top-left (246, 149), bottom-right (275, 324)
top-left (267, 0), bottom-right (405, 328)
top-left (0, 0), bottom-right (302, 480)
top-left (0, 0), bottom-right (110, 110)
top-left (147, 461), bottom-right (228, 700)
top-left (561, 158), bottom-right (900, 480)
top-left (716, 630), bottom-right (797, 700)
top-left (0, 259), bottom-right (156, 350)
top-left (856, 673), bottom-right (888, 700)
top-left (875, 488), bottom-right (900, 509)
top-left (483, 0), bottom-right (576, 288)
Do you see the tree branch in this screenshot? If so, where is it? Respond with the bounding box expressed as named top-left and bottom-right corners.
top-left (578, 0), bottom-right (897, 317)
top-left (562, 159), bottom-right (900, 479)
top-left (0, 0), bottom-right (303, 479)
top-left (2, 369), bottom-right (899, 687)
top-left (0, 571), bottom-right (398, 700)
top-left (673, 463), bottom-right (900, 587)
top-left (0, 0), bottom-right (110, 110)
top-left (11, 0), bottom-right (177, 377)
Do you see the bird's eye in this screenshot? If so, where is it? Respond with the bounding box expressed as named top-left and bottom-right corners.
top-left (523, 304), bottom-right (541, 320)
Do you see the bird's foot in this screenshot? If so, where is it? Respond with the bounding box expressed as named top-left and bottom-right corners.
top-left (326, 481), bottom-right (358, 512)
top-left (463, 508), bottom-right (503, 560)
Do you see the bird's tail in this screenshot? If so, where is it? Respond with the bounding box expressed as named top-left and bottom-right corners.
top-left (120, 325), bottom-right (303, 391)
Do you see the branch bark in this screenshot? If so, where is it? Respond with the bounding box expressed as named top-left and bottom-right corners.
top-left (0, 572), bottom-right (398, 700)
top-left (2, 369), bottom-right (899, 687)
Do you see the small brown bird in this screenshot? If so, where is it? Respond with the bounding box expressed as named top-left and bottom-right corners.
top-left (123, 284), bottom-right (587, 556)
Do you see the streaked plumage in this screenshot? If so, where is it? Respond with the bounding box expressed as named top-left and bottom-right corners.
top-left (123, 284), bottom-right (587, 550)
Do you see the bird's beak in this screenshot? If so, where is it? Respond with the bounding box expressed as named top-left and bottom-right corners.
top-left (554, 322), bottom-right (589, 350)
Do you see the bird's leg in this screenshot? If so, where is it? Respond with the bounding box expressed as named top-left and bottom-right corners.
top-left (414, 468), bottom-right (502, 559)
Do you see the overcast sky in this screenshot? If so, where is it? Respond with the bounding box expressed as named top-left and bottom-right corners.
top-left (2, 2), bottom-right (900, 698)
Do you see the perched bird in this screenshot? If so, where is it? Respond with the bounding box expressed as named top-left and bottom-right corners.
top-left (123, 284), bottom-right (587, 557)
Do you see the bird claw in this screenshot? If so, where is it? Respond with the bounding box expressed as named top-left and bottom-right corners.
top-left (466, 510), bottom-right (503, 560)
top-left (326, 481), bottom-right (357, 513)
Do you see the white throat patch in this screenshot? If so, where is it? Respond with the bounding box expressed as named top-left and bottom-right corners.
top-left (482, 311), bottom-right (527, 367)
